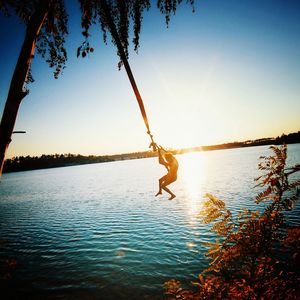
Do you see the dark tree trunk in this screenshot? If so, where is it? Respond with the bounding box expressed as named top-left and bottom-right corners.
top-left (0, 1), bottom-right (50, 176)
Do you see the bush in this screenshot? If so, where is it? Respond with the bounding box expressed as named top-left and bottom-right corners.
top-left (165, 145), bottom-right (300, 299)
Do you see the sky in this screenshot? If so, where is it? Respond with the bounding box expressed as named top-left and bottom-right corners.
top-left (0, 0), bottom-right (300, 158)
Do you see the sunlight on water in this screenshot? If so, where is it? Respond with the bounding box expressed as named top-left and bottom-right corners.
top-left (180, 151), bottom-right (207, 199)
top-left (0, 145), bottom-right (299, 299)
top-left (179, 152), bottom-right (207, 216)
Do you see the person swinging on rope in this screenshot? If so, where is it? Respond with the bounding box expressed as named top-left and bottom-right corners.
top-left (155, 146), bottom-right (178, 200)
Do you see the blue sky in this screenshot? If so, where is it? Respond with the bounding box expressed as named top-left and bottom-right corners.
top-left (0, 0), bottom-right (300, 158)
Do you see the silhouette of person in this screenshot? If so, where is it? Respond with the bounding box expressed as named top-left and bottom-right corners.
top-left (155, 146), bottom-right (178, 200)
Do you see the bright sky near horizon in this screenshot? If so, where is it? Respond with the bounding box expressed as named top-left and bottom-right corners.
top-left (0, 0), bottom-right (300, 158)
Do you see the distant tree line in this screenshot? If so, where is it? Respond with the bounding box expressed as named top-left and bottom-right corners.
top-left (3, 131), bottom-right (300, 173)
top-left (3, 151), bottom-right (156, 173)
top-left (244, 131), bottom-right (300, 146)
top-left (175, 131), bottom-right (300, 154)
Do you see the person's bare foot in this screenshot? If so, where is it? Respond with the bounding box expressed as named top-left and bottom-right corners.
top-left (169, 194), bottom-right (176, 200)
top-left (155, 191), bottom-right (162, 197)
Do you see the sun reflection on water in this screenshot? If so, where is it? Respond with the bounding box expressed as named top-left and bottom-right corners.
top-left (179, 151), bottom-right (207, 217)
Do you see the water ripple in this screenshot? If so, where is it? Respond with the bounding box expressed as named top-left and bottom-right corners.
top-left (1, 145), bottom-right (299, 299)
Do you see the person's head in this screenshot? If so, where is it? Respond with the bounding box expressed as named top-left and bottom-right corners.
top-left (164, 152), bottom-right (174, 163)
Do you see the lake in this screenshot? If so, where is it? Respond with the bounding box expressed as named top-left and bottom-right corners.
top-left (0, 144), bottom-right (299, 299)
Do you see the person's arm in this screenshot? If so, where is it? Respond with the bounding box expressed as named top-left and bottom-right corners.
top-left (158, 148), bottom-right (168, 167)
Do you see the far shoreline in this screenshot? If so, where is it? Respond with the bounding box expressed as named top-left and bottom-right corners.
top-left (3, 131), bottom-right (300, 174)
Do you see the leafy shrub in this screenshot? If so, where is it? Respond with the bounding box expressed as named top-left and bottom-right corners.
top-left (165, 145), bottom-right (300, 299)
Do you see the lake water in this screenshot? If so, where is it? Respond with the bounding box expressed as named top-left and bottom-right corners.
top-left (0, 144), bottom-right (299, 299)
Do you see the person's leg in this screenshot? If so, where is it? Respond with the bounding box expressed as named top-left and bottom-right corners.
top-left (161, 176), bottom-right (176, 200)
top-left (155, 175), bottom-right (167, 196)
top-left (162, 185), bottom-right (176, 200)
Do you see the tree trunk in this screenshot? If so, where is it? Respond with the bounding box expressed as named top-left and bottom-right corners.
top-left (0, 1), bottom-right (50, 176)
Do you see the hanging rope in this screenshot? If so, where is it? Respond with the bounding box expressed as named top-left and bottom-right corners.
top-left (102, 1), bottom-right (157, 152)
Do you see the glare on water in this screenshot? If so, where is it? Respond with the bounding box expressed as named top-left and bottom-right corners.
top-left (0, 144), bottom-right (299, 300)
top-left (178, 151), bottom-right (207, 217)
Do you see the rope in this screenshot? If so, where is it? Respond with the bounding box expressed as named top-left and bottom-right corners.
top-left (102, 1), bottom-right (157, 152)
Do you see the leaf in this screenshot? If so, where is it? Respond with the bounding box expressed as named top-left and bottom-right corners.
top-left (77, 46), bottom-right (81, 58)
top-left (198, 274), bottom-right (205, 284)
top-left (287, 179), bottom-right (300, 190)
top-left (256, 186), bottom-right (273, 203)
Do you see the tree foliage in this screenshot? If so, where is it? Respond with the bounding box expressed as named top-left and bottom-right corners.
top-left (165, 145), bottom-right (300, 299)
top-left (0, 0), bottom-right (68, 79)
top-left (1, 0), bottom-right (195, 76)
top-left (0, 0), bottom-right (195, 177)
top-left (78, 0), bottom-right (195, 68)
